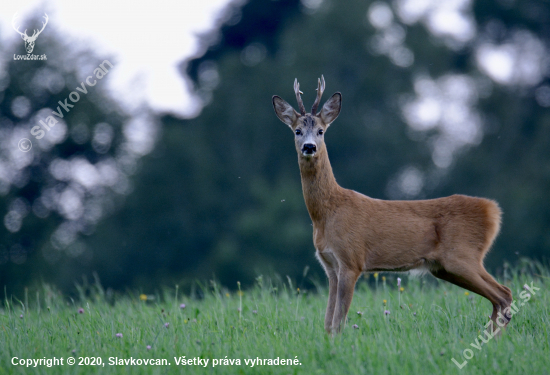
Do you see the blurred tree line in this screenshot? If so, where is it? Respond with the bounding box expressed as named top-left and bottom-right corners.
top-left (1, 0), bottom-right (549, 295)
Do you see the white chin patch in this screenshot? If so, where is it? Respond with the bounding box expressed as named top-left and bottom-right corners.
top-left (302, 152), bottom-right (315, 157)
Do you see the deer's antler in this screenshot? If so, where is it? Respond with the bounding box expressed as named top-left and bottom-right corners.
top-left (311, 75), bottom-right (326, 115)
top-left (294, 78), bottom-right (306, 116)
top-left (29, 14), bottom-right (48, 40)
top-left (12, 13), bottom-right (48, 40)
top-left (12, 13), bottom-right (28, 38)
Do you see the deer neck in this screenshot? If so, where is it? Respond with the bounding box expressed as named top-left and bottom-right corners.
top-left (298, 147), bottom-right (339, 223)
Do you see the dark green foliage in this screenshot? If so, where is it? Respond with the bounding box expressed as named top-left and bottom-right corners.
top-left (1, 0), bottom-right (549, 294)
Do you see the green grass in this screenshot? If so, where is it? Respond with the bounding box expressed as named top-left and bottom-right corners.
top-left (1, 261), bottom-right (549, 375)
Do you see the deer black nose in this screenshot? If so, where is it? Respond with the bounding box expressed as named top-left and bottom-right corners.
top-left (302, 143), bottom-right (316, 154)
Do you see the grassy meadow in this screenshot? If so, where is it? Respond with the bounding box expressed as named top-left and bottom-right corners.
top-left (1, 261), bottom-right (549, 375)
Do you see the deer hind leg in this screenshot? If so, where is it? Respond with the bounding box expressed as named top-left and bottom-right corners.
top-left (331, 268), bottom-right (361, 334)
top-left (478, 267), bottom-right (513, 321)
top-left (430, 260), bottom-right (512, 331)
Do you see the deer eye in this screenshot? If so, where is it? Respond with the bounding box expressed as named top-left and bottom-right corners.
top-left (295, 129), bottom-right (302, 136)
top-left (318, 129), bottom-right (324, 135)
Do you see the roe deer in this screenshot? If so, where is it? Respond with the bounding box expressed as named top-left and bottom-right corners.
top-left (272, 76), bottom-right (513, 334)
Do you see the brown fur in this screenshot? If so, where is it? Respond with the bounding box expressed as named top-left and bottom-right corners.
top-left (273, 79), bottom-right (512, 334)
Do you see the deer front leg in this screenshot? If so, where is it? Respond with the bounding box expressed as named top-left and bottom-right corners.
top-left (331, 269), bottom-right (360, 334)
top-left (324, 269), bottom-right (338, 333)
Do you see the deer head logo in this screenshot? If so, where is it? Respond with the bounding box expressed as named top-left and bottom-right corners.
top-left (12, 13), bottom-right (48, 54)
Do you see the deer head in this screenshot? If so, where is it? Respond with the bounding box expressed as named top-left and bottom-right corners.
top-left (12, 13), bottom-right (48, 54)
top-left (273, 75), bottom-right (342, 158)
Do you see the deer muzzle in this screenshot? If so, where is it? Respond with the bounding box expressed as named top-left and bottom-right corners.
top-left (302, 143), bottom-right (317, 156)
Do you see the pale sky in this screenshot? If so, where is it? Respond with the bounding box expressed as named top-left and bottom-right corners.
top-left (0, 0), bottom-right (232, 118)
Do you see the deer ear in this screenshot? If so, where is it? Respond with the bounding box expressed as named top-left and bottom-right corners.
top-left (320, 93), bottom-right (341, 126)
top-left (273, 96), bottom-right (299, 128)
